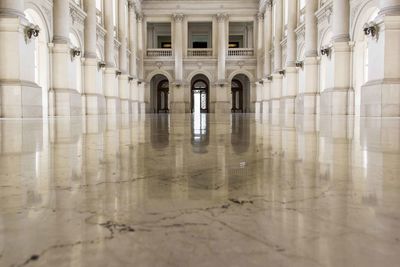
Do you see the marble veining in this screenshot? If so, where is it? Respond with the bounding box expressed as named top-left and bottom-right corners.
top-left (0, 114), bottom-right (400, 267)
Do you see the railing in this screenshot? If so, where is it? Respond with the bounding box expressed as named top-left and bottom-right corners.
top-left (146, 49), bottom-right (173, 57)
top-left (228, 48), bottom-right (254, 57)
top-left (187, 48), bottom-right (213, 57)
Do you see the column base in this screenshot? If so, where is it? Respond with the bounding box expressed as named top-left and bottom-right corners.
top-left (120, 99), bottom-right (131, 114)
top-left (280, 96), bottom-right (296, 114)
top-left (170, 101), bottom-right (186, 113)
top-left (0, 81), bottom-right (42, 118)
top-left (361, 79), bottom-right (400, 117)
top-left (296, 93), bottom-right (319, 114)
top-left (139, 102), bottom-right (146, 114)
top-left (83, 93), bottom-right (106, 115)
top-left (131, 100), bottom-right (139, 115)
top-left (320, 88), bottom-right (352, 115)
top-left (214, 101), bottom-right (231, 114)
top-left (270, 98), bottom-right (280, 114)
top-left (52, 89), bottom-right (82, 116)
top-left (105, 96), bottom-right (121, 114)
top-left (262, 101), bottom-right (270, 115)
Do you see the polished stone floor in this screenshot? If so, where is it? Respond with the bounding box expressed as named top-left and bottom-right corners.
top-left (0, 114), bottom-right (399, 267)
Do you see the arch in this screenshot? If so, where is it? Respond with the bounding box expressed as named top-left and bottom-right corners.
top-left (24, 3), bottom-right (51, 43)
top-left (186, 70), bottom-right (214, 84)
top-left (231, 74), bottom-right (251, 113)
top-left (319, 26), bottom-right (332, 49)
top-left (146, 70), bottom-right (173, 83)
top-left (69, 29), bottom-right (83, 49)
top-left (149, 74), bottom-right (170, 113)
top-left (228, 69), bottom-right (255, 83)
top-left (24, 7), bottom-right (50, 117)
top-left (190, 74), bottom-right (210, 113)
top-left (351, 0), bottom-right (379, 42)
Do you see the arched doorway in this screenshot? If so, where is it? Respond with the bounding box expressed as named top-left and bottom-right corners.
top-left (231, 79), bottom-right (243, 113)
top-left (149, 74), bottom-right (169, 113)
top-left (24, 9), bottom-right (49, 117)
top-left (157, 79), bottom-right (169, 113)
top-left (191, 75), bottom-right (209, 113)
top-left (231, 74), bottom-right (251, 113)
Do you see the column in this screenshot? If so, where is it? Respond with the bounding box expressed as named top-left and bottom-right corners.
top-left (299, 0), bottom-right (318, 114)
top-left (361, 0), bottom-right (400, 116)
top-left (104, 0), bottom-right (120, 114)
top-left (215, 13), bottom-right (230, 113)
top-left (320, 0), bottom-right (351, 115)
top-left (83, 0), bottom-right (106, 115)
top-left (171, 14), bottom-right (186, 113)
top-left (51, 0), bottom-right (82, 116)
top-left (282, 0), bottom-right (298, 114)
top-left (262, 1), bottom-right (273, 116)
top-left (128, 1), bottom-right (139, 115)
top-left (0, 0), bottom-right (42, 117)
top-left (137, 14), bottom-right (146, 114)
top-left (271, 0), bottom-right (283, 114)
top-left (119, 0), bottom-right (130, 114)
top-left (255, 12), bottom-right (264, 115)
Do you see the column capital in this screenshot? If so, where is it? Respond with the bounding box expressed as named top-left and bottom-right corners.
top-left (172, 13), bottom-right (185, 22)
top-left (128, 1), bottom-right (137, 11)
top-left (216, 13), bottom-right (229, 22)
top-left (137, 13), bottom-right (144, 22)
top-left (257, 12), bottom-right (264, 21)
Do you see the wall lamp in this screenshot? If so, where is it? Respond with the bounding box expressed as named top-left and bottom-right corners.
top-left (128, 76), bottom-right (135, 82)
top-left (295, 60), bottom-right (304, 69)
top-left (320, 45), bottom-right (332, 57)
top-left (278, 69), bottom-right (286, 76)
top-left (97, 61), bottom-right (106, 70)
top-left (363, 22), bottom-right (378, 38)
top-left (267, 75), bottom-right (273, 81)
top-left (115, 70), bottom-right (122, 77)
top-left (25, 24), bottom-right (40, 41)
top-left (70, 47), bottom-right (81, 60)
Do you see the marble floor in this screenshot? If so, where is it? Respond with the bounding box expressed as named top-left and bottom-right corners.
top-left (0, 114), bottom-right (399, 267)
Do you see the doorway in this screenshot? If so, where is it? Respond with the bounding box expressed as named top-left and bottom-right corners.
top-left (191, 76), bottom-right (209, 113)
top-left (157, 79), bottom-right (169, 113)
top-left (231, 79), bottom-right (243, 113)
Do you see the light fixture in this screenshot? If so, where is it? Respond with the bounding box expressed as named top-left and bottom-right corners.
top-left (97, 61), bottom-right (106, 70)
top-left (25, 24), bottom-right (40, 41)
top-left (70, 47), bottom-right (81, 60)
top-left (115, 70), bottom-right (122, 77)
top-left (320, 45), bottom-right (332, 57)
top-left (278, 69), bottom-right (286, 76)
top-left (295, 60), bottom-right (304, 69)
top-left (363, 22), bottom-right (378, 38)
top-left (267, 75), bottom-right (273, 81)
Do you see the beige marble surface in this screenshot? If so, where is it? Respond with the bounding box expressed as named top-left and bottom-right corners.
top-left (0, 114), bottom-right (399, 267)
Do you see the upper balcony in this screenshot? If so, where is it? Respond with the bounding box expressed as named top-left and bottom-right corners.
top-left (146, 22), bottom-right (172, 58)
top-left (228, 22), bottom-right (254, 57)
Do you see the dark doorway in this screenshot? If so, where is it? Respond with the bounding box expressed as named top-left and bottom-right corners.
top-left (231, 79), bottom-right (243, 113)
top-left (157, 79), bottom-right (169, 113)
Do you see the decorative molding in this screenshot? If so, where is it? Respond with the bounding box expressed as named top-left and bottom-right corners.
top-left (216, 13), bottom-right (228, 22)
top-left (172, 13), bottom-right (185, 22)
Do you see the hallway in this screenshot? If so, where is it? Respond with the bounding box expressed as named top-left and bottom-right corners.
top-left (0, 114), bottom-right (399, 266)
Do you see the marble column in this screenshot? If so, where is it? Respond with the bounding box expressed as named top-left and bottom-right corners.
top-left (104, 0), bottom-right (120, 114)
top-left (255, 12), bottom-right (264, 114)
top-left (0, 0), bottom-right (42, 117)
top-left (137, 14), bottom-right (146, 114)
top-left (361, 0), bottom-right (400, 116)
top-left (215, 13), bottom-right (230, 113)
top-left (128, 2), bottom-right (139, 115)
top-left (171, 14), bottom-right (185, 113)
top-left (51, 0), bottom-right (82, 116)
top-left (299, 0), bottom-right (318, 114)
top-left (262, 1), bottom-right (273, 116)
top-left (119, 0), bottom-right (130, 114)
top-left (319, 0), bottom-right (352, 115)
top-left (281, 0), bottom-right (298, 114)
top-left (271, 0), bottom-right (283, 114)
top-left (83, 0), bottom-right (106, 115)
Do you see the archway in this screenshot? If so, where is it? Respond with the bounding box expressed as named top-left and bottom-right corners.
top-left (191, 74), bottom-right (210, 113)
top-left (149, 74), bottom-right (170, 113)
top-left (24, 8), bottom-right (49, 117)
top-left (231, 74), bottom-right (251, 113)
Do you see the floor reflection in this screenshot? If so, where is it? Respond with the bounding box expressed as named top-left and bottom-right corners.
top-left (0, 114), bottom-right (400, 266)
